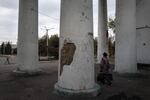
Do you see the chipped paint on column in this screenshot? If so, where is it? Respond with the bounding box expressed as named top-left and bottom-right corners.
top-left (17, 0), bottom-right (39, 72)
top-left (60, 42), bottom-right (76, 76)
top-left (97, 0), bottom-right (108, 63)
top-left (115, 0), bottom-right (137, 73)
top-left (56, 0), bottom-right (98, 91)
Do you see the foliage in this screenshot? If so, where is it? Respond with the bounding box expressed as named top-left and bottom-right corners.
top-left (48, 34), bottom-right (59, 59)
top-left (112, 41), bottom-right (115, 56)
top-left (108, 18), bottom-right (116, 57)
top-left (108, 38), bottom-right (115, 57)
top-left (13, 48), bottom-right (17, 55)
top-left (0, 42), bottom-right (12, 55)
top-left (108, 18), bottom-right (116, 33)
top-left (0, 42), bottom-right (5, 55)
top-left (94, 37), bottom-right (97, 56)
top-left (48, 34), bottom-right (59, 48)
top-left (39, 34), bottom-right (59, 59)
top-left (108, 38), bottom-right (113, 57)
top-left (39, 35), bottom-right (47, 56)
top-left (5, 42), bottom-right (12, 55)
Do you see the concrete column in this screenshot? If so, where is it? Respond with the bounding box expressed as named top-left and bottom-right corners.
top-left (16, 0), bottom-right (39, 73)
top-left (97, 0), bottom-right (108, 63)
top-left (115, 0), bottom-right (137, 73)
top-left (55, 0), bottom-right (100, 96)
top-left (136, 0), bottom-right (150, 64)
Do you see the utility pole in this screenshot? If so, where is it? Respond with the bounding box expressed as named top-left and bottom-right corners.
top-left (46, 29), bottom-right (50, 59)
top-left (41, 26), bottom-right (54, 60)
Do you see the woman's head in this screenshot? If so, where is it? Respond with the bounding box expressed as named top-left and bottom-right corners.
top-left (103, 52), bottom-right (108, 57)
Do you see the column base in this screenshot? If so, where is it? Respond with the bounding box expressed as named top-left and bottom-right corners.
top-left (12, 69), bottom-right (42, 76)
top-left (54, 83), bottom-right (101, 97)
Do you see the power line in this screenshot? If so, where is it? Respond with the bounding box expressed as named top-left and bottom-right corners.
top-left (31, 8), bottom-right (59, 21)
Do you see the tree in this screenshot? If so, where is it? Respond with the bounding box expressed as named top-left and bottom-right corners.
top-left (5, 42), bottom-right (12, 55)
top-left (94, 37), bottom-right (97, 56)
top-left (108, 38), bottom-right (113, 57)
top-left (108, 18), bottom-right (116, 33)
top-left (12, 48), bottom-right (17, 55)
top-left (39, 34), bottom-right (59, 59)
top-left (108, 18), bottom-right (116, 57)
top-left (39, 35), bottom-right (47, 56)
top-left (48, 34), bottom-right (59, 48)
top-left (48, 34), bottom-right (59, 59)
top-left (112, 41), bottom-right (115, 56)
top-left (1, 42), bottom-right (5, 55)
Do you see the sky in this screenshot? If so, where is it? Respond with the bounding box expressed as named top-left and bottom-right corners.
top-left (0, 0), bottom-right (115, 44)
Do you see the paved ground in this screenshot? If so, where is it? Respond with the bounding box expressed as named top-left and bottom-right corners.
top-left (0, 56), bottom-right (150, 100)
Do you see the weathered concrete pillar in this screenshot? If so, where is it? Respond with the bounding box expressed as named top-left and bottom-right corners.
top-left (97, 0), bottom-right (108, 63)
top-left (115, 0), bottom-right (137, 73)
top-left (16, 0), bottom-right (39, 74)
top-left (55, 0), bottom-right (100, 96)
top-left (136, 0), bottom-right (150, 64)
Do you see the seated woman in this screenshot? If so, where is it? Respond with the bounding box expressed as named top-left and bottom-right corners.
top-left (98, 52), bottom-right (112, 85)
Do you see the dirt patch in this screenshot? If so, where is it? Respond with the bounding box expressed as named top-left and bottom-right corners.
top-left (106, 92), bottom-right (142, 100)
